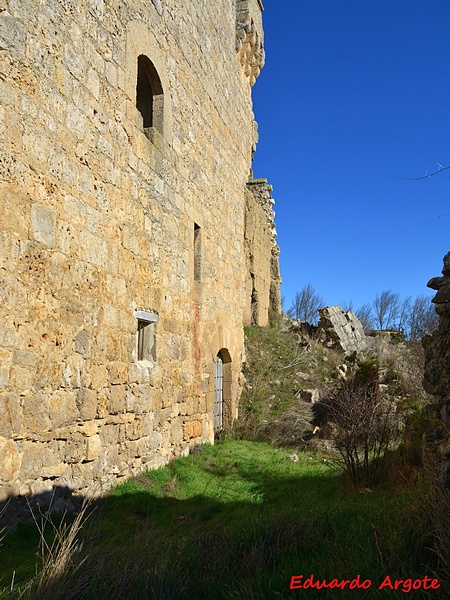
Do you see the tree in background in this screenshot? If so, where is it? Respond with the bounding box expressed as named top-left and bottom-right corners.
top-left (287, 283), bottom-right (324, 325)
top-left (354, 303), bottom-right (374, 333)
top-left (287, 285), bottom-right (437, 340)
top-left (397, 296), bottom-right (412, 334)
top-left (405, 295), bottom-right (439, 341)
top-left (371, 291), bottom-right (437, 338)
top-left (373, 290), bottom-right (402, 330)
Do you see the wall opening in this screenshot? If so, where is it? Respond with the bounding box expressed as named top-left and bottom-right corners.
top-left (136, 55), bottom-right (164, 133)
top-left (194, 222), bottom-right (201, 282)
top-left (214, 349), bottom-right (232, 436)
top-left (213, 353), bottom-right (223, 434)
top-left (137, 320), bottom-right (156, 361)
top-left (251, 273), bottom-right (258, 325)
top-left (134, 309), bottom-right (159, 363)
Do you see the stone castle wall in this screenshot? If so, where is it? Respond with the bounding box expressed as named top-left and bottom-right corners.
top-left (244, 178), bottom-right (281, 326)
top-left (0, 0), bottom-right (280, 507)
top-left (423, 252), bottom-right (450, 487)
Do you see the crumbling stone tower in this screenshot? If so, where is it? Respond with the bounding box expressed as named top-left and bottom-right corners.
top-left (0, 0), bottom-right (280, 506)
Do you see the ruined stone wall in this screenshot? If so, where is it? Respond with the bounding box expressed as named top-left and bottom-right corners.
top-left (0, 0), bottom-right (278, 506)
top-left (423, 252), bottom-right (450, 487)
top-left (244, 178), bottom-right (281, 326)
top-left (236, 0), bottom-right (265, 87)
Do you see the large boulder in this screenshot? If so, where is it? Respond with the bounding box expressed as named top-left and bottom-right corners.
top-left (317, 306), bottom-right (368, 355)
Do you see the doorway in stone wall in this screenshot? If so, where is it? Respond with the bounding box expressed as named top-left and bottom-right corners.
top-left (213, 349), bottom-right (232, 436)
top-left (213, 352), bottom-right (223, 434)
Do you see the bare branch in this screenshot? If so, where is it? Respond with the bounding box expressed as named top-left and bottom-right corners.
top-left (399, 164), bottom-right (450, 181)
top-left (287, 283), bottom-right (324, 325)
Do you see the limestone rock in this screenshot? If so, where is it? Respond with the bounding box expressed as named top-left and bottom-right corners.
top-left (85, 434), bottom-right (103, 461)
top-left (298, 389), bottom-right (320, 403)
top-left (317, 306), bottom-right (368, 355)
top-left (0, 438), bottom-right (22, 483)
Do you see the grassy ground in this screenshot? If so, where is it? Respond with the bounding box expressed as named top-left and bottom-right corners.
top-left (1, 323), bottom-right (445, 598)
top-left (0, 440), bottom-right (440, 599)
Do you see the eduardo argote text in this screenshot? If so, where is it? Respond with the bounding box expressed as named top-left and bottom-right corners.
top-left (290, 574), bottom-right (440, 592)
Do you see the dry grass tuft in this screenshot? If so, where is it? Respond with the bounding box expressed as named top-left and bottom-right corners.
top-left (16, 497), bottom-right (96, 600)
top-left (259, 400), bottom-right (314, 447)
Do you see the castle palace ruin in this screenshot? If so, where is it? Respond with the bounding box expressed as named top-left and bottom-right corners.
top-left (0, 0), bottom-right (281, 506)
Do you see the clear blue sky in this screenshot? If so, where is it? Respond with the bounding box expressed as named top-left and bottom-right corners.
top-left (252, 0), bottom-right (450, 312)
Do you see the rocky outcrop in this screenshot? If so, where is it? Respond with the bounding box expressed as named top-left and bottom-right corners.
top-left (423, 252), bottom-right (450, 487)
top-left (317, 306), bottom-right (368, 356)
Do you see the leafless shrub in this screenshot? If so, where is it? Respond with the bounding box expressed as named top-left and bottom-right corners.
top-left (322, 378), bottom-right (401, 486)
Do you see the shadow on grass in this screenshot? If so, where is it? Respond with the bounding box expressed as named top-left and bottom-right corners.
top-left (0, 442), bottom-right (444, 600)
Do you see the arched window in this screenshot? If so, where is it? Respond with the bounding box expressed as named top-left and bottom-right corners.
top-left (136, 55), bottom-right (164, 134)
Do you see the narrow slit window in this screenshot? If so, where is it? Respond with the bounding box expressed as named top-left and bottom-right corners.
top-left (194, 223), bottom-right (201, 282)
top-left (136, 61), bottom-right (153, 128)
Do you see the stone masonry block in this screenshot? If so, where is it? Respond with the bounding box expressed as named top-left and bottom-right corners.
top-left (77, 388), bottom-right (98, 420)
top-left (109, 384), bottom-right (126, 413)
top-left (18, 441), bottom-right (59, 481)
top-left (0, 11), bottom-right (26, 53)
top-left (48, 391), bottom-right (79, 428)
top-left (85, 434), bottom-right (102, 461)
top-left (31, 204), bottom-right (56, 247)
top-left (170, 418), bottom-right (183, 443)
top-left (0, 437), bottom-right (21, 483)
top-left (0, 392), bottom-right (21, 436)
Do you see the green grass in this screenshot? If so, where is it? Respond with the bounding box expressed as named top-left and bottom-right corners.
top-left (0, 325), bottom-right (442, 598)
top-left (242, 324), bottom-right (303, 415)
top-left (0, 440), bottom-right (438, 600)
top-left (236, 324), bottom-right (344, 445)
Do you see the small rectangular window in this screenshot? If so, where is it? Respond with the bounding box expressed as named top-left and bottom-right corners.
top-left (137, 320), bottom-right (155, 361)
top-left (134, 309), bottom-right (158, 363)
top-left (194, 223), bottom-right (201, 282)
